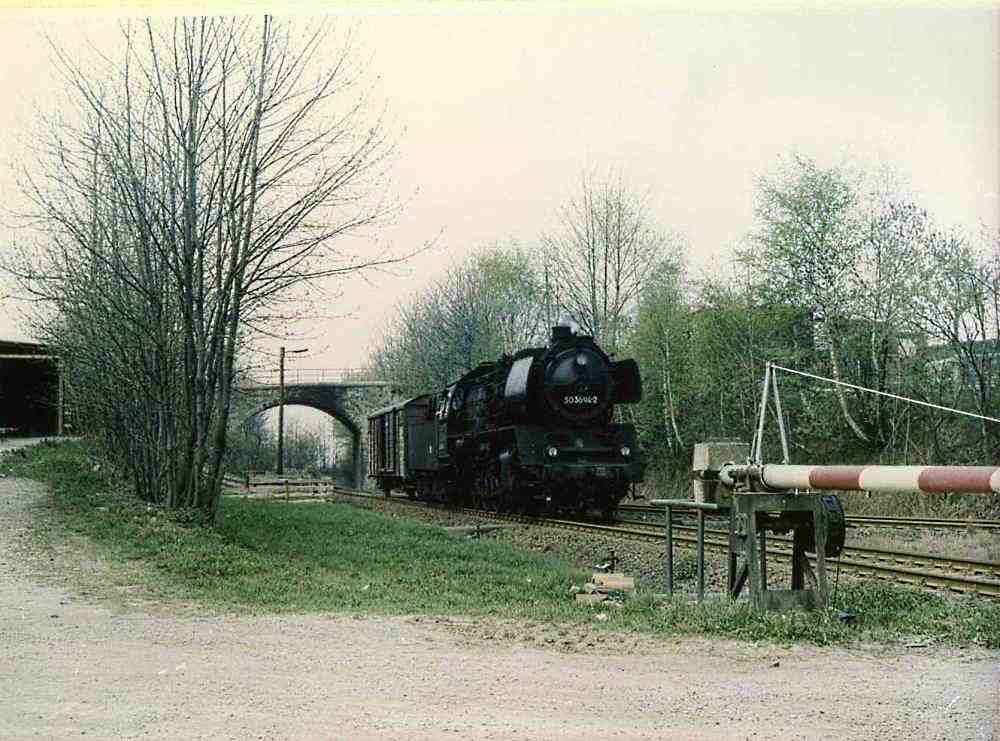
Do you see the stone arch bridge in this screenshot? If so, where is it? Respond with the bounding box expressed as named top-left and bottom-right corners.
top-left (235, 368), bottom-right (395, 488)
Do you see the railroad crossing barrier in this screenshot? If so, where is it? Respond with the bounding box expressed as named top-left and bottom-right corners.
top-left (718, 463), bottom-right (1000, 495)
top-left (655, 441), bottom-right (1000, 613)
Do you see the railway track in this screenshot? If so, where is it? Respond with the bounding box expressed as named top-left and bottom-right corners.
top-left (460, 510), bottom-right (1000, 599)
top-left (227, 484), bottom-right (1000, 599)
top-left (612, 519), bottom-right (1000, 580)
top-left (617, 503), bottom-right (1000, 532)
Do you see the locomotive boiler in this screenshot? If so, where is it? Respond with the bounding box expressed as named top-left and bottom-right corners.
top-left (367, 325), bottom-right (645, 517)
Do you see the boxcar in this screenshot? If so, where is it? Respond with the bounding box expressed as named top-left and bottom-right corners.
top-left (367, 394), bottom-right (438, 494)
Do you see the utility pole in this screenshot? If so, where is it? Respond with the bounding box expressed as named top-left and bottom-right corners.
top-left (277, 346), bottom-right (286, 475)
top-left (276, 346), bottom-right (308, 476)
top-left (544, 262), bottom-right (552, 329)
top-left (57, 357), bottom-right (64, 437)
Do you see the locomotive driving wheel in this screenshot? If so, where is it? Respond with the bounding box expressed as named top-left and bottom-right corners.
top-left (474, 467), bottom-right (503, 512)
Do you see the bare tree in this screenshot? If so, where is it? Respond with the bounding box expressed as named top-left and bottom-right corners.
top-left (542, 170), bottom-right (670, 352)
top-left (5, 17), bottom-right (403, 514)
top-left (371, 243), bottom-right (547, 394)
top-left (910, 228), bottom-right (1000, 461)
top-left (848, 191), bottom-right (931, 442)
top-left (472, 244), bottom-right (548, 356)
top-left (741, 155), bottom-right (872, 443)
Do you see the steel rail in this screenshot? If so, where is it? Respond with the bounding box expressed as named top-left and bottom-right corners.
top-left (847, 515), bottom-right (1000, 531)
top-left (260, 489), bottom-right (998, 579)
top-left (463, 509), bottom-right (1000, 599)
top-left (617, 503), bottom-right (1000, 532)
top-left (613, 519), bottom-right (1000, 580)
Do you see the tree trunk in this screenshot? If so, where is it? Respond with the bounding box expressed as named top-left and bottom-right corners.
top-left (826, 326), bottom-right (870, 443)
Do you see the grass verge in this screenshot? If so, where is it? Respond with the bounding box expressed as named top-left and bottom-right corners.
top-left (4, 439), bottom-right (999, 648)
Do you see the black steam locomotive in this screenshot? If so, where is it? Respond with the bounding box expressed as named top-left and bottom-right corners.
top-left (367, 325), bottom-right (645, 517)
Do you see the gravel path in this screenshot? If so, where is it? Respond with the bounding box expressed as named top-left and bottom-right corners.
top-left (2, 478), bottom-right (998, 740)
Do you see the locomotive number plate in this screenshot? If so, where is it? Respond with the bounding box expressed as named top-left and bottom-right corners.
top-left (563, 394), bottom-right (599, 406)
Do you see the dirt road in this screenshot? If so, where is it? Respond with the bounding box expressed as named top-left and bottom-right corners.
top-left (1, 477), bottom-right (997, 740)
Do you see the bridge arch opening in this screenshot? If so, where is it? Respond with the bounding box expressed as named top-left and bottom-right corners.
top-left (241, 402), bottom-right (362, 487)
top-left (233, 375), bottom-right (394, 491)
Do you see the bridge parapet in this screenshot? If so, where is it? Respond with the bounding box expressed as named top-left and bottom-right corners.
top-left (243, 367), bottom-right (389, 388)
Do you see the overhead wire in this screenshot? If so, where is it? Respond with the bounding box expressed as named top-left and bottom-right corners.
top-left (767, 362), bottom-right (987, 612)
top-left (770, 363), bottom-right (1000, 425)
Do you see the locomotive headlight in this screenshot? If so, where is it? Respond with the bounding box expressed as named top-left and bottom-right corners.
top-left (620, 446), bottom-right (631, 458)
top-left (547, 446), bottom-right (559, 458)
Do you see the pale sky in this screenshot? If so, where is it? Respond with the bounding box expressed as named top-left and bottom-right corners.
top-left (0, 4), bottom-right (997, 376)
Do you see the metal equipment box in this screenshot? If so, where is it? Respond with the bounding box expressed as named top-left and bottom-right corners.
top-left (692, 440), bottom-right (749, 502)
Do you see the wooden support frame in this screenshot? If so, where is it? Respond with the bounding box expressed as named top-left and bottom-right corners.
top-left (729, 492), bottom-right (829, 612)
top-left (654, 491), bottom-right (832, 612)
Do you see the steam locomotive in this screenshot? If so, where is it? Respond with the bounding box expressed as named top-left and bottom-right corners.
top-left (367, 325), bottom-right (645, 517)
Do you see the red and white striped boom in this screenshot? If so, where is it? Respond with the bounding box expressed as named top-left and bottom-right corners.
top-left (718, 463), bottom-right (1000, 495)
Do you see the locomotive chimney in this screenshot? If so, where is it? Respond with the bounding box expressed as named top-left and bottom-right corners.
top-left (551, 325), bottom-right (572, 342)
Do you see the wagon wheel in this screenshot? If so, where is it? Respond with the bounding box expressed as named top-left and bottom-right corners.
top-left (470, 464), bottom-right (497, 512)
top-left (485, 472), bottom-right (502, 512)
top-left (471, 472), bottom-right (487, 510)
top-left (431, 477), bottom-right (451, 503)
top-left (469, 477), bottom-right (483, 509)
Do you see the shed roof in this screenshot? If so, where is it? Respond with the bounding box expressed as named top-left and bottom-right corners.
top-left (0, 338), bottom-right (54, 358)
top-left (367, 394), bottom-right (430, 420)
